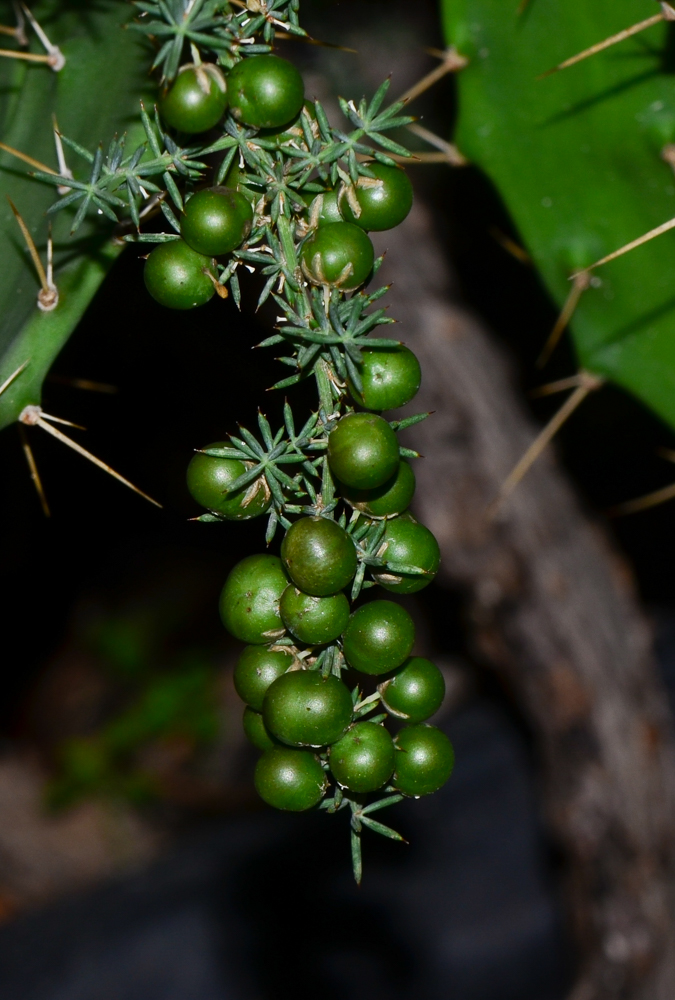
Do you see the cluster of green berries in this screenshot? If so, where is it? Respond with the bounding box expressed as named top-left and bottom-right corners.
top-left (142, 52), bottom-right (414, 310)
top-left (137, 42), bottom-right (453, 848)
top-left (188, 344), bottom-right (452, 814)
top-left (223, 546), bottom-right (453, 811)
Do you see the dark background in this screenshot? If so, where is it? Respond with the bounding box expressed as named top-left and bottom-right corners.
top-left (1, 0), bottom-right (674, 996)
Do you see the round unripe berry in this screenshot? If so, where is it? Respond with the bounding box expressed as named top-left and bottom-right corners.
top-left (160, 64), bottom-right (228, 133)
top-left (234, 645), bottom-right (294, 710)
top-left (327, 412), bottom-right (399, 491)
top-left (329, 722), bottom-right (395, 793)
top-left (263, 670), bottom-right (353, 747)
top-left (339, 163), bottom-right (413, 232)
top-left (280, 586), bottom-right (350, 645)
top-left (243, 706), bottom-right (278, 750)
top-left (181, 187), bottom-right (253, 256)
top-left (309, 189), bottom-right (343, 227)
top-left (301, 222), bottom-right (374, 289)
top-left (280, 517), bottom-right (357, 597)
top-left (254, 746), bottom-right (327, 811)
top-left (349, 345), bottom-right (421, 412)
top-left (227, 54), bottom-right (304, 129)
top-left (379, 657), bottom-right (445, 723)
top-left (373, 513), bottom-right (440, 594)
top-left (186, 445), bottom-right (271, 519)
top-left (219, 554), bottom-right (288, 644)
top-left (144, 240), bottom-right (215, 310)
top-left (342, 599), bottom-right (415, 676)
top-left (341, 460), bottom-right (415, 518)
top-left (393, 724), bottom-right (454, 797)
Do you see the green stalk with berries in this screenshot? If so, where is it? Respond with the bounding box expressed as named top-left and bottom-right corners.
top-left (3, 0), bottom-right (454, 881)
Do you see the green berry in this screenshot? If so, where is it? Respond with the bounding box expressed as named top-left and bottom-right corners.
top-left (254, 746), bottom-right (327, 811)
top-left (372, 513), bottom-right (440, 594)
top-left (280, 516), bottom-right (357, 597)
top-left (228, 54), bottom-right (304, 129)
top-left (342, 599), bottom-right (415, 676)
top-left (379, 657), bottom-right (445, 723)
top-left (263, 670), bottom-right (353, 747)
top-left (279, 586), bottom-right (350, 645)
top-left (219, 554), bottom-right (288, 644)
top-left (144, 240), bottom-right (215, 310)
top-left (309, 189), bottom-right (343, 227)
top-left (243, 706), bottom-right (278, 750)
top-left (234, 645), bottom-right (294, 710)
top-left (327, 412), bottom-right (399, 490)
top-left (301, 222), bottom-right (374, 289)
top-left (181, 187), bottom-right (253, 257)
top-left (341, 460), bottom-right (415, 518)
top-left (393, 724), bottom-right (454, 797)
top-left (349, 345), bottom-right (421, 411)
top-left (186, 444), bottom-right (271, 519)
top-left (159, 64), bottom-right (228, 134)
top-left (329, 721), bottom-right (395, 793)
top-left (339, 163), bottom-right (413, 232)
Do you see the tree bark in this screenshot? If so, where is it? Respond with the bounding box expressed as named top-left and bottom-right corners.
top-left (376, 201), bottom-right (675, 1000)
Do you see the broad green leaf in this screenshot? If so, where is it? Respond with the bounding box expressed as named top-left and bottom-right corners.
top-left (0, 0), bottom-right (150, 430)
top-left (442, 0), bottom-right (675, 430)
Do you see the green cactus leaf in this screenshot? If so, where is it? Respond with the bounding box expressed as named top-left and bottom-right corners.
top-left (442, 0), bottom-right (675, 430)
top-left (0, 0), bottom-right (150, 431)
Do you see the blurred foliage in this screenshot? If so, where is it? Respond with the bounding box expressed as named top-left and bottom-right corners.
top-left (46, 610), bottom-right (221, 810)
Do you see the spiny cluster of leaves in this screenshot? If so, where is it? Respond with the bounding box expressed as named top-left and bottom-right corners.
top-left (132, 0), bottom-right (307, 81)
top-left (28, 3), bottom-right (424, 543)
top-left (21, 0), bottom-right (434, 872)
top-left (199, 405), bottom-right (426, 592)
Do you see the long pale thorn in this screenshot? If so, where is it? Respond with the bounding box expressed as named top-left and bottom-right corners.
top-left (406, 123), bottom-right (468, 166)
top-left (538, 6), bottom-right (675, 80)
top-left (0, 359), bottom-right (29, 398)
top-left (572, 217), bottom-right (675, 277)
top-left (18, 426), bottom-right (49, 517)
top-left (398, 47), bottom-right (468, 105)
top-left (19, 406), bottom-right (162, 508)
top-left (488, 372), bottom-right (603, 515)
top-left (537, 272), bottom-right (590, 368)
